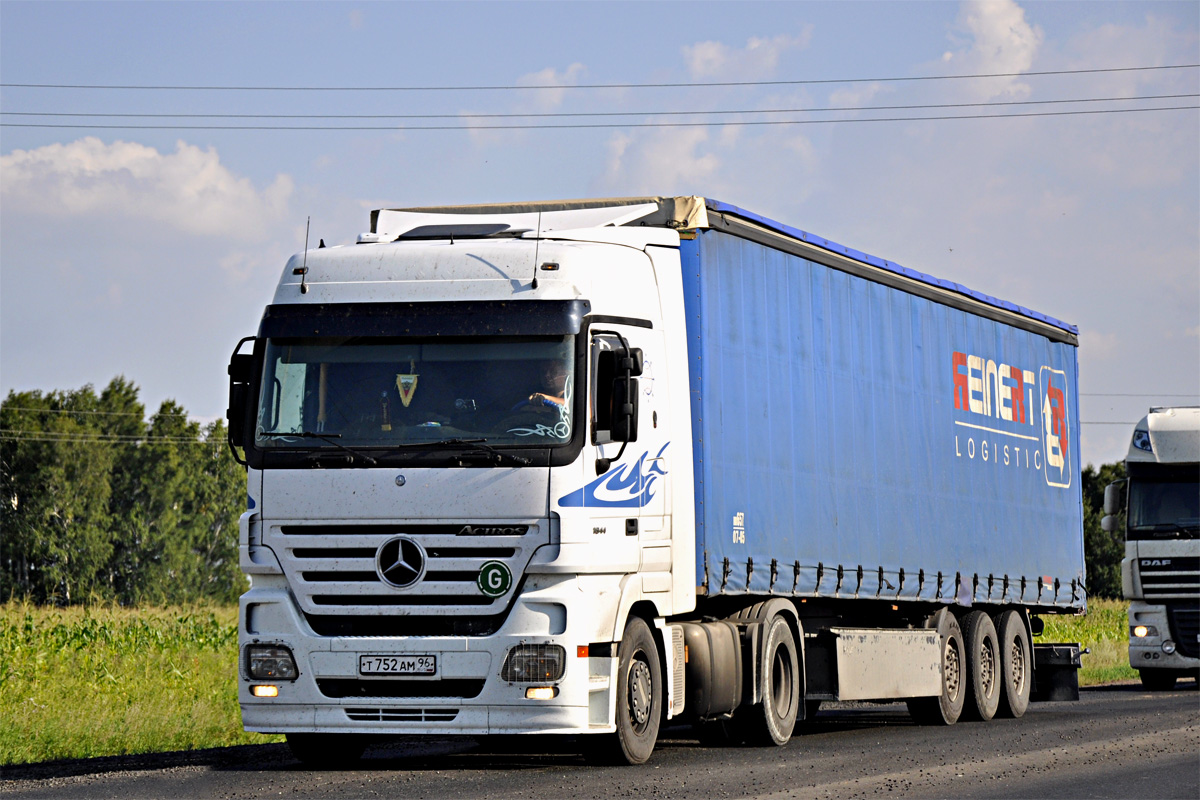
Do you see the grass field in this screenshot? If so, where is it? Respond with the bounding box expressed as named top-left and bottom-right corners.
top-left (0, 602), bottom-right (282, 767)
top-left (1041, 597), bottom-right (1138, 686)
top-left (1, 598), bottom-right (1137, 766)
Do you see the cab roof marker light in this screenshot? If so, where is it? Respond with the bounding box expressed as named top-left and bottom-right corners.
top-left (1132, 429), bottom-right (1153, 452)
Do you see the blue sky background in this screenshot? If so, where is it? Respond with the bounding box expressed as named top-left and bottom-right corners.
top-left (2, 0), bottom-right (1197, 465)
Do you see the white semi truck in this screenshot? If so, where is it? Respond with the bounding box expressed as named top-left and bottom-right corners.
top-left (1103, 406), bottom-right (1200, 690)
top-left (227, 197), bottom-right (1085, 765)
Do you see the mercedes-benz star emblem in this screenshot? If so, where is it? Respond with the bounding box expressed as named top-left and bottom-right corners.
top-left (375, 536), bottom-right (426, 588)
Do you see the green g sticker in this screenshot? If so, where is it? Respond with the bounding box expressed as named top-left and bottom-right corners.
top-left (478, 561), bottom-right (512, 597)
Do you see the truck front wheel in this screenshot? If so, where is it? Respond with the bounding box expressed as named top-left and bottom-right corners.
top-left (604, 616), bottom-right (662, 765)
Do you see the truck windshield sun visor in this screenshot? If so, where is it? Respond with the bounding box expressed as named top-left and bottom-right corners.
top-left (258, 300), bottom-right (591, 339)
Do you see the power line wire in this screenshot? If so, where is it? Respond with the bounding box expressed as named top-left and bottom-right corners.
top-left (1081, 393), bottom-right (1198, 398)
top-left (2, 64), bottom-right (1195, 92)
top-left (4, 105), bottom-right (1195, 131)
top-left (5, 93), bottom-right (1194, 121)
top-left (0, 430), bottom-right (218, 444)
top-left (2, 406), bottom-right (196, 419)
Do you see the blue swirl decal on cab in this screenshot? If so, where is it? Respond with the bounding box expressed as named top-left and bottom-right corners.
top-left (558, 443), bottom-right (669, 508)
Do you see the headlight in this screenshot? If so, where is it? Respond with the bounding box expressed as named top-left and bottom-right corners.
top-left (501, 644), bottom-right (565, 682)
top-left (1132, 625), bottom-right (1158, 638)
top-left (247, 644), bottom-right (298, 680)
top-left (1132, 429), bottom-right (1153, 452)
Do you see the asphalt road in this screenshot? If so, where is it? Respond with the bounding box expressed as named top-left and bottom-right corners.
top-left (4, 682), bottom-right (1197, 800)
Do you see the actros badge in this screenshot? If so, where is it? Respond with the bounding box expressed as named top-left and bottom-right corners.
top-left (376, 536), bottom-right (426, 588)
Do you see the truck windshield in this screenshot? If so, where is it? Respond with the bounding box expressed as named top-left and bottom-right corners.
top-left (1128, 475), bottom-right (1200, 539)
top-left (254, 335), bottom-right (575, 450)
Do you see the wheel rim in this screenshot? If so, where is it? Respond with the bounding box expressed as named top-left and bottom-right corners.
top-left (628, 656), bottom-right (652, 729)
top-left (945, 638), bottom-right (962, 702)
top-left (979, 636), bottom-right (996, 697)
top-left (1010, 636), bottom-right (1026, 695)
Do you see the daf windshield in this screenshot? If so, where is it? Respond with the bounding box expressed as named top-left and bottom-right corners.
top-left (255, 336), bottom-right (575, 450)
top-left (1128, 471), bottom-right (1200, 539)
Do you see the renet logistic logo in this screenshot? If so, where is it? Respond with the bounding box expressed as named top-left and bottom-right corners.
top-left (951, 351), bottom-right (1072, 489)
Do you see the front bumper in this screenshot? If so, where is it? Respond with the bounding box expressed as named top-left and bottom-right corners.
top-left (1128, 602), bottom-right (1200, 671)
top-left (239, 573), bottom-right (622, 736)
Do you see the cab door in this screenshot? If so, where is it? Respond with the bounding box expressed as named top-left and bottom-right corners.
top-left (584, 326), bottom-right (671, 593)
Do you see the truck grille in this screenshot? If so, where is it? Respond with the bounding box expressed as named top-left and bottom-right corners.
top-left (345, 707), bottom-right (460, 723)
top-left (318, 679), bottom-right (485, 699)
top-left (270, 523), bottom-right (537, 634)
top-left (1138, 557), bottom-right (1200, 600)
top-left (1167, 604), bottom-right (1200, 659)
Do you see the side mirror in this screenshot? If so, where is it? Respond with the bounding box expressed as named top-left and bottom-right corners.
top-left (610, 376), bottom-right (640, 443)
top-left (1102, 481), bottom-right (1125, 516)
top-left (1101, 515), bottom-right (1118, 533)
top-left (227, 339), bottom-right (256, 454)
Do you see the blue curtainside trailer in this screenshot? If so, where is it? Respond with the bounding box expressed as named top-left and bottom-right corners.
top-left (681, 205), bottom-right (1084, 611)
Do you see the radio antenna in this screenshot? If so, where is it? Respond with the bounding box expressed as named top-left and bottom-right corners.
top-left (531, 211), bottom-right (542, 291)
top-left (294, 216), bottom-right (311, 294)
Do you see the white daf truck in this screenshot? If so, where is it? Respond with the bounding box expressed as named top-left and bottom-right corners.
top-left (228, 197), bottom-right (1085, 765)
top-left (1104, 406), bottom-right (1200, 689)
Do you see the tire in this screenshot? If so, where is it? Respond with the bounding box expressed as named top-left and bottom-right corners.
top-left (960, 610), bottom-right (1001, 721)
top-left (992, 610), bottom-right (1031, 718)
top-left (907, 609), bottom-right (965, 725)
top-left (285, 733), bottom-right (367, 768)
top-left (742, 614), bottom-right (800, 745)
top-left (1139, 669), bottom-right (1178, 691)
top-left (602, 616), bottom-right (663, 765)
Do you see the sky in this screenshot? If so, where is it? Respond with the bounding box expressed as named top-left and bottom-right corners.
top-left (1, 0), bottom-right (1197, 467)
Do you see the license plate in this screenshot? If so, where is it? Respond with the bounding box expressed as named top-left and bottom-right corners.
top-left (358, 655), bottom-right (437, 676)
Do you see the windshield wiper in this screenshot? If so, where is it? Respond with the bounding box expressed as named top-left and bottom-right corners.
top-left (258, 431), bottom-right (379, 466)
top-left (392, 437), bottom-right (531, 466)
top-left (1128, 522), bottom-right (1200, 538)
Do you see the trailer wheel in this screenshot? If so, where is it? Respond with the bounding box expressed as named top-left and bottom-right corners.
top-left (993, 610), bottom-right (1031, 718)
top-left (907, 610), bottom-right (965, 725)
top-left (285, 733), bottom-right (367, 767)
top-left (602, 615), bottom-right (662, 765)
top-left (744, 614), bottom-right (800, 746)
top-left (960, 610), bottom-right (1001, 721)
top-left (1139, 669), bottom-right (1178, 691)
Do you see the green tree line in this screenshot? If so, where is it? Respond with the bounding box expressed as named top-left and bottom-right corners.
top-left (2, 377), bottom-right (1130, 605)
top-left (1, 377), bottom-right (245, 605)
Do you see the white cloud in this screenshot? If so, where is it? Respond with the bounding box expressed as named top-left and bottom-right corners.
top-left (602, 128), bottom-right (720, 194)
top-left (682, 30), bottom-right (813, 80)
top-left (517, 62), bottom-right (587, 110)
top-left (943, 0), bottom-right (1043, 100)
top-left (0, 137), bottom-right (293, 241)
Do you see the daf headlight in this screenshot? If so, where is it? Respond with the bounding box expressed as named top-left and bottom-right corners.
top-left (1132, 429), bottom-right (1153, 453)
top-left (501, 644), bottom-right (565, 682)
top-left (1132, 625), bottom-right (1158, 638)
top-left (247, 644), bottom-right (298, 680)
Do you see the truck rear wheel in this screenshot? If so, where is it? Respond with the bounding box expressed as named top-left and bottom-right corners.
top-left (1139, 669), bottom-right (1178, 691)
top-left (993, 610), bottom-right (1031, 718)
top-left (285, 733), bottom-right (367, 768)
top-left (960, 610), bottom-right (1001, 721)
top-left (907, 610), bottom-right (965, 725)
top-left (602, 615), bottom-right (662, 765)
top-left (744, 614), bottom-right (800, 746)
